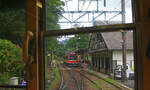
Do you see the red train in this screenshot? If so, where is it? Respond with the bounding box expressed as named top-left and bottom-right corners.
top-left (64, 52), bottom-right (79, 67)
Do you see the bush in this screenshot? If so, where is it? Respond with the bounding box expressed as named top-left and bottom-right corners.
top-left (0, 39), bottom-right (24, 83)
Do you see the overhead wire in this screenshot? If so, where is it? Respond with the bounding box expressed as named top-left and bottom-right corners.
top-left (50, 0), bottom-right (132, 27)
top-left (86, 0), bottom-right (122, 23)
top-left (85, 0), bottom-right (92, 11)
top-left (80, 0), bottom-right (87, 11)
top-left (122, 0), bottom-right (132, 22)
top-left (64, 0), bottom-right (71, 19)
top-left (18, 0), bottom-right (131, 28)
top-left (74, 0), bottom-right (92, 27)
top-left (64, 0), bottom-right (73, 26)
top-left (107, 0), bottom-right (130, 21)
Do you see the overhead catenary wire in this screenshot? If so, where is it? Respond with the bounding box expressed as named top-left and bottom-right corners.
top-left (107, 0), bottom-right (130, 21)
top-left (97, 0), bottom-right (128, 22)
top-left (2, 0), bottom-right (132, 30)
top-left (72, 0), bottom-right (92, 24)
top-left (85, 0), bottom-right (92, 11)
top-left (37, 0), bottom-right (130, 26)
top-left (59, 0), bottom-right (128, 26)
top-left (64, 0), bottom-right (71, 21)
top-left (80, 0), bottom-right (87, 11)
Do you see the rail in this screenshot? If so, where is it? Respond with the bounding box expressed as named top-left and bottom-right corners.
top-left (59, 64), bottom-right (83, 90)
top-left (82, 70), bottom-right (122, 90)
top-left (78, 70), bottom-right (102, 90)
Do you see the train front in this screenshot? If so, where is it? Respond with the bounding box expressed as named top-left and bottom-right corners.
top-left (68, 53), bottom-right (79, 67)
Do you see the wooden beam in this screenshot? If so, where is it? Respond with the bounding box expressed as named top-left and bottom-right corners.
top-left (44, 23), bottom-right (135, 37)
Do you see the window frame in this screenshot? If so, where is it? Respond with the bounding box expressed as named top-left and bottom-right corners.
top-left (40, 0), bottom-right (143, 89)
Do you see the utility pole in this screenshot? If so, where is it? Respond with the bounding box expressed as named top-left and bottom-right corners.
top-left (121, 0), bottom-right (126, 82)
top-left (121, 30), bottom-right (127, 82)
top-left (121, 0), bottom-right (125, 23)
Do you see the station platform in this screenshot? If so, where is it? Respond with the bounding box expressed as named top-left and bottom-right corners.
top-left (84, 69), bottom-right (134, 90)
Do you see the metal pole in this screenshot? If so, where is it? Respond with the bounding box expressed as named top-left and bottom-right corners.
top-left (121, 0), bottom-right (125, 23)
top-left (104, 12), bottom-right (106, 21)
top-left (97, 0), bottom-right (99, 11)
top-left (121, 31), bottom-right (127, 82)
top-left (104, 0), bottom-right (106, 7)
top-left (121, 0), bottom-right (126, 81)
top-left (78, 0), bottom-right (79, 11)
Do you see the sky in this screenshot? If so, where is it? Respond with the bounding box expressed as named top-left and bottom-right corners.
top-left (57, 0), bottom-right (133, 41)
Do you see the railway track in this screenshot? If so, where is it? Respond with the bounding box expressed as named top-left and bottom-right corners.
top-left (59, 64), bottom-right (102, 90)
top-left (78, 70), bottom-right (102, 90)
top-left (59, 67), bottom-right (64, 90)
top-left (58, 63), bottom-right (121, 90)
top-left (59, 64), bottom-right (84, 90)
top-left (80, 70), bottom-right (122, 90)
top-left (80, 74), bottom-right (84, 90)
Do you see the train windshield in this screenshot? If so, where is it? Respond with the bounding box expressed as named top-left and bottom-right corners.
top-left (70, 54), bottom-right (77, 60)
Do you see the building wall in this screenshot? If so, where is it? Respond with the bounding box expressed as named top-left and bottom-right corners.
top-left (112, 50), bottom-right (134, 68)
top-left (91, 51), bottom-right (112, 74)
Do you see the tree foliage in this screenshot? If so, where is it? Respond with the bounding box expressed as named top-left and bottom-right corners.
top-left (47, 34), bottom-right (90, 59)
top-left (0, 9), bottom-right (26, 45)
top-left (46, 37), bottom-right (58, 51)
top-left (66, 34), bottom-right (90, 52)
top-left (54, 42), bottom-right (68, 58)
top-left (45, 0), bottom-right (64, 54)
top-left (46, 0), bottom-right (64, 30)
top-left (0, 39), bottom-right (24, 83)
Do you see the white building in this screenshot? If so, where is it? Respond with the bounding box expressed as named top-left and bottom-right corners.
top-left (89, 31), bottom-right (134, 74)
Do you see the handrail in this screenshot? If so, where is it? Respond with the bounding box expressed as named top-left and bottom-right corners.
top-left (22, 31), bottom-right (34, 65)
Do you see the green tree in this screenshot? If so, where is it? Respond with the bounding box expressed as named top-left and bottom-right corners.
top-left (55, 42), bottom-right (68, 58)
top-left (0, 39), bottom-right (24, 83)
top-left (66, 34), bottom-right (90, 52)
top-left (45, 0), bottom-right (64, 56)
top-left (46, 37), bottom-right (58, 51)
top-left (46, 0), bottom-right (64, 30)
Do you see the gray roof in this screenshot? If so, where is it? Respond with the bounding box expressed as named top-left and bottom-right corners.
top-left (91, 20), bottom-right (133, 50)
top-left (102, 31), bottom-right (133, 50)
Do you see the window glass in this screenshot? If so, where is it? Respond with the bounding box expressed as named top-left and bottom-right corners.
top-left (46, 0), bottom-right (133, 30)
top-left (45, 31), bottom-right (135, 89)
top-left (0, 0), bottom-right (26, 89)
top-left (70, 55), bottom-right (77, 60)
